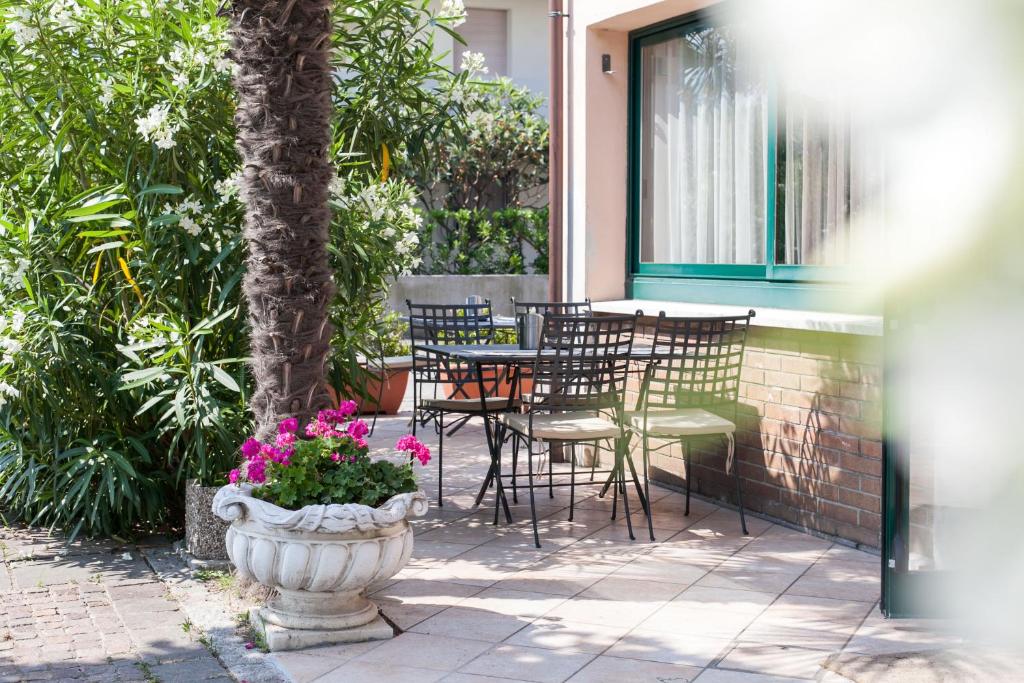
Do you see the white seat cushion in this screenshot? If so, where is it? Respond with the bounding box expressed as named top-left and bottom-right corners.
top-left (501, 412), bottom-right (621, 440)
top-left (628, 408), bottom-right (735, 437)
top-left (421, 396), bottom-right (521, 412)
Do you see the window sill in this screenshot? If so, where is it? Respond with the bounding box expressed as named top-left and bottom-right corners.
top-left (592, 299), bottom-right (884, 337)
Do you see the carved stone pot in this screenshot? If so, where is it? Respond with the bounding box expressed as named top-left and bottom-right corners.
top-left (212, 484), bottom-right (427, 651)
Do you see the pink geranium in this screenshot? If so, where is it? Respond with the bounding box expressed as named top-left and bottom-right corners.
top-left (228, 398), bottom-right (431, 508)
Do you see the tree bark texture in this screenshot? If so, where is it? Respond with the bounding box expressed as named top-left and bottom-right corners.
top-left (228, 0), bottom-right (336, 440)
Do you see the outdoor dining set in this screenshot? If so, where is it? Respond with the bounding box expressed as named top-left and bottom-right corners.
top-left (405, 298), bottom-right (756, 549)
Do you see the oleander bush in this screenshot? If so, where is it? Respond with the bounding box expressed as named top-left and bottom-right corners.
top-left (0, 0), bottom-right (467, 537)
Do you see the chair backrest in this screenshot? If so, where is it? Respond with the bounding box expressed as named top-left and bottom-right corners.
top-left (528, 313), bottom-right (637, 414)
top-left (511, 298), bottom-right (592, 318)
top-left (406, 300), bottom-right (499, 394)
top-left (641, 311), bottom-right (755, 413)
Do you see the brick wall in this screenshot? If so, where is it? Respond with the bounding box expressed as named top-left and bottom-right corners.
top-left (635, 322), bottom-right (884, 548)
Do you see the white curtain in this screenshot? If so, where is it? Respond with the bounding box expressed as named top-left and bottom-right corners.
top-left (639, 29), bottom-right (767, 265)
top-left (782, 95), bottom-right (886, 266)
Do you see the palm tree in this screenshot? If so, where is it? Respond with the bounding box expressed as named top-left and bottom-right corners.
top-left (227, 0), bottom-right (336, 439)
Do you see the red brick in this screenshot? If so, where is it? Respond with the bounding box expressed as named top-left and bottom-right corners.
top-left (781, 389), bottom-right (818, 409)
top-left (780, 356), bottom-right (818, 375)
top-left (763, 371), bottom-right (802, 390)
top-left (741, 367), bottom-right (765, 384)
top-left (817, 396), bottom-right (862, 418)
top-left (745, 351), bottom-right (781, 371)
top-left (860, 476), bottom-right (882, 496)
top-left (860, 365), bottom-right (883, 385)
top-left (819, 361), bottom-right (861, 382)
top-left (838, 380), bottom-right (874, 401)
top-left (841, 453), bottom-right (883, 476)
top-left (838, 487), bottom-right (880, 512)
top-left (834, 523), bottom-right (880, 548)
top-left (763, 403), bottom-right (807, 424)
top-left (860, 439), bottom-right (883, 458)
top-left (841, 417), bottom-right (883, 440)
top-left (859, 510), bottom-right (882, 532)
top-left (818, 431), bottom-right (859, 454)
top-left (819, 500), bottom-right (860, 525)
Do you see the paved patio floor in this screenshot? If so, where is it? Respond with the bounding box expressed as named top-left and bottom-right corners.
top-left (266, 416), bottom-right (965, 683)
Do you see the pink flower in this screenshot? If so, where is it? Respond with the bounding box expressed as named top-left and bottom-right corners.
top-left (278, 417), bottom-right (298, 434)
top-left (396, 435), bottom-right (431, 466)
top-left (244, 642), bottom-right (255, 650)
top-left (347, 419), bottom-right (369, 439)
top-left (276, 431), bottom-right (296, 448)
top-left (337, 400), bottom-right (358, 418)
top-left (330, 452), bottom-right (341, 462)
top-left (228, 469), bottom-right (240, 484)
top-left (246, 458), bottom-right (267, 484)
top-left (240, 437), bottom-right (261, 459)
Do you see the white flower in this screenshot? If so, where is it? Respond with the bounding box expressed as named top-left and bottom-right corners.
top-left (214, 170), bottom-right (242, 205)
top-left (179, 215), bottom-right (201, 237)
top-left (172, 71), bottom-right (189, 90)
top-left (459, 51), bottom-right (488, 75)
top-left (6, 8), bottom-right (39, 48)
top-left (98, 77), bottom-right (115, 108)
top-left (10, 311), bottom-right (26, 333)
top-left (0, 337), bottom-right (22, 366)
top-left (0, 381), bottom-right (19, 408)
top-left (381, 227), bottom-right (396, 239)
top-left (136, 103), bottom-right (180, 149)
top-left (438, 0), bottom-right (466, 26)
top-left (214, 56), bottom-right (234, 75)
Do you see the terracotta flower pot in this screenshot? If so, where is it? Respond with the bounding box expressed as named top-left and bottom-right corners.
top-left (442, 370), bottom-right (532, 400)
top-left (353, 368), bottom-right (409, 415)
top-left (213, 484), bottom-right (427, 650)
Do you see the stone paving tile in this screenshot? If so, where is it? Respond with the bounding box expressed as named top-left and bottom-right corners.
top-left (459, 643), bottom-right (596, 683)
top-left (0, 534), bottom-right (237, 683)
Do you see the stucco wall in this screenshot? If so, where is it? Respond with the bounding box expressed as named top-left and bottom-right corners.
top-left (433, 0), bottom-right (550, 105)
top-left (565, 0), bottom-right (719, 302)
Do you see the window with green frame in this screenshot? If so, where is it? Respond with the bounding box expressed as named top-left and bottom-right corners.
top-left (627, 12), bottom-right (884, 311)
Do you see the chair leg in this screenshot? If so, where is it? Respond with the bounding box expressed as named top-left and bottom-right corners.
top-left (526, 438), bottom-right (541, 548)
top-left (626, 451), bottom-right (648, 515)
top-left (569, 449), bottom-right (576, 522)
top-left (684, 441), bottom-right (691, 517)
top-left (642, 437), bottom-right (655, 542)
top-left (548, 447), bottom-right (554, 499)
top-left (617, 439), bottom-right (635, 541)
top-left (437, 411), bottom-right (444, 507)
top-left (511, 434), bottom-right (519, 504)
top-left (727, 432), bottom-right (748, 535)
top-left (589, 440), bottom-right (598, 481)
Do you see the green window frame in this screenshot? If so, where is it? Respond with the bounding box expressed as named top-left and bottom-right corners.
top-left (626, 12), bottom-right (875, 314)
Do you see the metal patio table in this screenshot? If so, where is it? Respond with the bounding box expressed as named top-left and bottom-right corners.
top-left (413, 343), bottom-right (655, 525)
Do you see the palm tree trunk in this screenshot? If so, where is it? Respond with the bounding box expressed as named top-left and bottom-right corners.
top-left (228, 0), bottom-right (335, 439)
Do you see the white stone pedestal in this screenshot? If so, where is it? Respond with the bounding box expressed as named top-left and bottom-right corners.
top-left (250, 606), bottom-right (394, 652)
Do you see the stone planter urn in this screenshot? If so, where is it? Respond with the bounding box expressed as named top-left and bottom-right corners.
top-left (212, 483), bottom-right (428, 651)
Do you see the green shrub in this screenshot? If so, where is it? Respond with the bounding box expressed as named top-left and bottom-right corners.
top-left (412, 75), bottom-right (549, 274)
top-left (419, 206), bottom-right (549, 275)
top-left (0, 0), bottom-right (464, 537)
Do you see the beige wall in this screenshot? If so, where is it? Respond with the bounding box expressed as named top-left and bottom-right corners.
top-left (564, 0), bottom-right (718, 302)
top-left (433, 0), bottom-right (551, 104)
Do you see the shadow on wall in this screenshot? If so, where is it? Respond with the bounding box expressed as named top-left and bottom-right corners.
top-left (647, 368), bottom-right (884, 549)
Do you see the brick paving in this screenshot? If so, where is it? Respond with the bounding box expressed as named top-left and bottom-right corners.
top-left (0, 529), bottom-right (232, 682)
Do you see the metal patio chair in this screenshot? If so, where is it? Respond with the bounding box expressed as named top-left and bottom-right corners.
top-left (508, 298), bottom-right (594, 502)
top-left (629, 310), bottom-right (755, 540)
top-left (500, 312), bottom-right (647, 548)
top-left (407, 300), bottom-right (520, 506)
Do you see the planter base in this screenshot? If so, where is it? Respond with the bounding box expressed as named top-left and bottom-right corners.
top-left (250, 607), bottom-right (394, 652)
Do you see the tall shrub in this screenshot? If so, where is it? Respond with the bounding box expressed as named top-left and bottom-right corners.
top-left (0, 0), bottom-right (464, 536)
